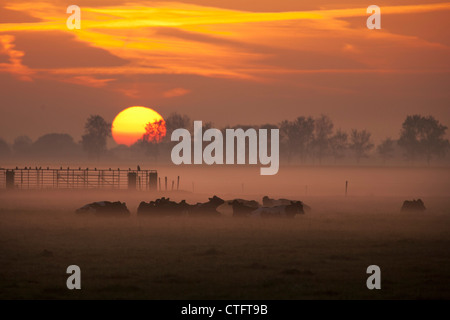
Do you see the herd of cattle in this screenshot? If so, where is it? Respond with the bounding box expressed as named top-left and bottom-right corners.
top-left (75, 196), bottom-right (426, 217)
top-left (75, 196), bottom-right (307, 218)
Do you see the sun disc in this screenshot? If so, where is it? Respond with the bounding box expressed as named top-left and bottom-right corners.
top-left (112, 106), bottom-right (166, 146)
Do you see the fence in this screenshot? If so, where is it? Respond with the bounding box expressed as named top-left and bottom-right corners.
top-left (0, 168), bottom-right (158, 190)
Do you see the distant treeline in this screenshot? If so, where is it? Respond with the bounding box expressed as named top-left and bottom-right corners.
top-left (0, 114), bottom-right (449, 166)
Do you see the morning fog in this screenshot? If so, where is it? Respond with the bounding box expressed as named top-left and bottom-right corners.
top-left (171, 121), bottom-right (279, 175)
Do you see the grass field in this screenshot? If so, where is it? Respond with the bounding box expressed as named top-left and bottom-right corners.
top-left (1, 189), bottom-right (449, 300)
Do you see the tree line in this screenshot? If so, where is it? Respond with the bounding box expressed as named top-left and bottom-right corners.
top-left (134, 113), bottom-right (449, 165)
top-left (0, 114), bottom-right (448, 165)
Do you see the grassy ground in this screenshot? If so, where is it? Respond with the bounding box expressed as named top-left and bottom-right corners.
top-left (0, 193), bottom-right (449, 299)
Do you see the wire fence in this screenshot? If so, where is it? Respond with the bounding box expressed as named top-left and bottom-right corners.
top-left (0, 168), bottom-right (158, 190)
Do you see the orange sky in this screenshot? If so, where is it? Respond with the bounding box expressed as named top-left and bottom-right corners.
top-left (0, 1), bottom-right (449, 144)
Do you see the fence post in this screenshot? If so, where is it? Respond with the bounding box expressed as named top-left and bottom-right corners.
top-left (149, 171), bottom-right (158, 191)
top-left (128, 172), bottom-right (137, 190)
top-left (6, 170), bottom-right (15, 189)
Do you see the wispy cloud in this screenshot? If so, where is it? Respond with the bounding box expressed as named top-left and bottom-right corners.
top-left (63, 75), bottom-right (116, 87)
top-left (0, 34), bottom-right (33, 81)
top-left (163, 87), bottom-right (190, 98)
top-left (0, 1), bottom-right (449, 93)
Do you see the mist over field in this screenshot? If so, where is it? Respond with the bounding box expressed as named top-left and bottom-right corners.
top-left (0, 166), bottom-right (449, 299)
top-left (1, 0), bottom-right (449, 302)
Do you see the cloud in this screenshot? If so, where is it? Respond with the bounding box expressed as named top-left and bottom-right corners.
top-left (0, 5), bottom-right (42, 23)
top-left (163, 87), bottom-right (191, 98)
top-left (63, 75), bottom-right (116, 87)
top-left (11, 31), bottom-right (127, 69)
top-left (0, 35), bottom-right (34, 81)
top-left (0, 1), bottom-right (449, 88)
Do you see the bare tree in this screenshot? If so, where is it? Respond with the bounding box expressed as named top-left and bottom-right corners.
top-left (280, 116), bottom-right (315, 163)
top-left (81, 115), bottom-right (111, 159)
top-left (13, 135), bottom-right (32, 155)
top-left (312, 114), bottom-right (333, 164)
top-left (164, 112), bottom-right (191, 139)
top-left (0, 138), bottom-right (11, 159)
top-left (398, 115), bottom-right (449, 165)
top-left (377, 138), bottom-right (395, 165)
top-left (349, 129), bottom-right (374, 163)
top-left (329, 129), bottom-right (348, 163)
top-left (141, 119), bottom-right (167, 162)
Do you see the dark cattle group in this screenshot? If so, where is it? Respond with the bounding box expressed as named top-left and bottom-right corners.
top-left (232, 197), bottom-right (307, 218)
top-left (137, 196), bottom-right (224, 217)
top-left (137, 197), bottom-right (190, 216)
top-left (401, 199), bottom-right (426, 212)
top-left (75, 201), bottom-right (130, 216)
top-left (263, 196), bottom-right (312, 213)
top-left (75, 196), bottom-right (309, 218)
top-left (75, 196), bottom-right (427, 217)
top-left (139, 196), bottom-right (308, 218)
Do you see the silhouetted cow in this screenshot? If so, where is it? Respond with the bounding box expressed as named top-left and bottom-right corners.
top-left (401, 199), bottom-right (426, 212)
top-left (231, 200), bottom-right (257, 217)
top-left (75, 201), bottom-right (130, 216)
top-left (251, 201), bottom-right (304, 218)
top-left (190, 195), bottom-right (225, 216)
top-left (226, 199), bottom-right (260, 208)
top-left (137, 197), bottom-right (190, 216)
top-left (263, 196), bottom-right (311, 212)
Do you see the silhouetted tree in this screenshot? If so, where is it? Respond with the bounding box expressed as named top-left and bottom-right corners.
top-left (398, 115), bottom-right (449, 164)
top-left (32, 133), bottom-right (79, 158)
top-left (143, 120), bottom-right (166, 143)
top-left (377, 138), bottom-right (395, 164)
top-left (349, 129), bottom-right (374, 163)
top-left (141, 119), bottom-right (167, 161)
top-left (280, 116), bottom-right (314, 163)
top-left (164, 112), bottom-right (191, 139)
top-left (0, 138), bottom-right (11, 159)
top-left (329, 129), bottom-right (348, 163)
top-left (81, 115), bottom-right (111, 159)
top-left (312, 114), bottom-right (333, 164)
top-left (13, 135), bottom-right (32, 155)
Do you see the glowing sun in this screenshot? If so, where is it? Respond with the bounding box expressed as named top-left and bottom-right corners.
top-left (112, 106), bottom-right (166, 146)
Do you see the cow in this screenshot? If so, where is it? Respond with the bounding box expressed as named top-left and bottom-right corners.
top-left (262, 196), bottom-right (311, 212)
top-left (226, 199), bottom-right (260, 208)
top-left (138, 197), bottom-right (191, 216)
top-left (401, 199), bottom-right (426, 212)
top-left (189, 195), bottom-right (225, 216)
top-left (231, 200), bottom-right (257, 217)
top-left (75, 201), bottom-right (130, 216)
top-left (250, 201), bottom-right (304, 218)
top-left (217, 198), bottom-right (260, 216)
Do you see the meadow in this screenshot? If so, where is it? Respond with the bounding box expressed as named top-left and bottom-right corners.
top-left (0, 166), bottom-right (449, 299)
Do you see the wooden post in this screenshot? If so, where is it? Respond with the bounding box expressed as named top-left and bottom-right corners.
top-left (149, 171), bottom-right (158, 191)
top-left (5, 170), bottom-right (14, 189)
top-left (171, 180), bottom-right (174, 191)
top-left (127, 172), bottom-right (137, 190)
top-left (165, 176), bottom-right (167, 191)
top-left (159, 177), bottom-right (161, 191)
top-left (345, 180), bottom-right (348, 196)
top-left (177, 176), bottom-right (180, 191)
